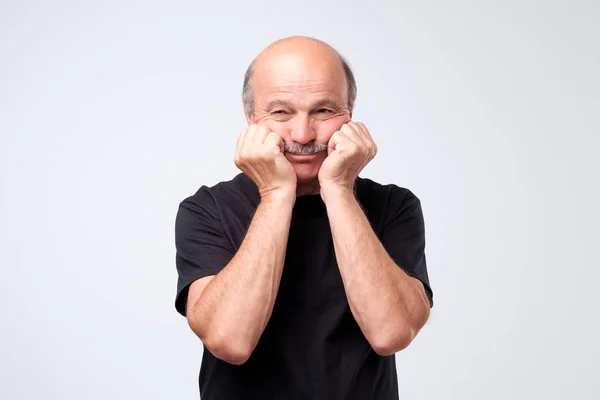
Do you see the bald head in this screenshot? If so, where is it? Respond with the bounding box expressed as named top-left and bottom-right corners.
top-left (242, 36), bottom-right (356, 115)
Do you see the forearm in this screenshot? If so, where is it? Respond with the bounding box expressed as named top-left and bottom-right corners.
top-left (322, 186), bottom-right (430, 354)
top-left (190, 192), bottom-right (295, 360)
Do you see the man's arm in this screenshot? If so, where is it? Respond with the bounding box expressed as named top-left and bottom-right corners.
top-left (186, 191), bottom-right (295, 365)
top-left (322, 186), bottom-right (431, 356)
top-left (183, 124), bottom-right (298, 365)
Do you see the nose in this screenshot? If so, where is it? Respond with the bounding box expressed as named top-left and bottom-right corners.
top-left (289, 115), bottom-right (316, 144)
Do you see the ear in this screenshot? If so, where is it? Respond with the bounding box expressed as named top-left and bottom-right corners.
top-left (244, 108), bottom-right (254, 124)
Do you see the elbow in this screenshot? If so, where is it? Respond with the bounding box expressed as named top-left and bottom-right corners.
top-left (369, 326), bottom-right (418, 356)
top-left (204, 337), bottom-right (254, 365)
top-left (372, 297), bottom-right (431, 356)
top-left (188, 318), bottom-right (254, 365)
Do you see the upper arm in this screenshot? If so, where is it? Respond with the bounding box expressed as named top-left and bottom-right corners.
top-left (185, 275), bottom-right (214, 317)
top-left (380, 188), bottom-right (434, 308)
top-left (174, 190), bottom-right (235, 317)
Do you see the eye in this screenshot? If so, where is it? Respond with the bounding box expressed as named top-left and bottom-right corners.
top-left (272, 110), bottom-right (287, 115)
top-left (317, 108), bottom-right (333, 114)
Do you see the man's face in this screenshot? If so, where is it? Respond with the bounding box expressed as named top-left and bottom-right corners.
top-left (247, 52), bottom-right (351, 185)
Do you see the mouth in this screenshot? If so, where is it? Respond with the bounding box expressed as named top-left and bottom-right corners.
top-left (285, 151), bottom-right (324, 161)
top-left (286, 149), bottom-right (327, 156)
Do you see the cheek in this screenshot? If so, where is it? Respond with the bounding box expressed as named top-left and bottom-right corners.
top-left (316, 116), bottom-right (350, 142)
top-left (257, 120), bottom-right (292, 139)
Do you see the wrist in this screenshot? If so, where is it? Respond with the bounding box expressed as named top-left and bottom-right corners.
top-left (260, 187), bottom-right (296, 206)
top-left (319, 183), bottom-right (355, 205)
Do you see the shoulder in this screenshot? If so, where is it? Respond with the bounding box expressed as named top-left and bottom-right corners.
top-left (176, 173), bottom-right (260, 238)
top-left (179, 173), bottom-right (259, 211)
top-left (355, 176), bottom-right (421, 213)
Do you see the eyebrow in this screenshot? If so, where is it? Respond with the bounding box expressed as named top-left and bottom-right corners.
top-left (312, 99), bottom-right (341, 109)
top-left (265, 99), bottom-right (341, 110)
top-left (265, 100), bottom-right (292, 110)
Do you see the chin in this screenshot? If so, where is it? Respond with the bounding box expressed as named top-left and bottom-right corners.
top-left (287, 152), bottom-right (325, 185)
top-left (292, 163), bottom-right (321, 184)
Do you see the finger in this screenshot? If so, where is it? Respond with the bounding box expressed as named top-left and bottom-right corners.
top-left (254, 124), bottom-right (270, 146)
top-left (345, 121), bottom-right (376, 158)
top-left (264, 131), bottom-right (284, 153)
top-left (353, 121), bottom-right (377, 156)
top-left (349, 121), bottom-right (369, 139)
top-left (355, 121), bottom-right (370, 137)
top-left (340, 123), bottom-right (365, 147)
top-left (327, 130), bottom-right (343, 155)
top-left (241, 124), bottom-right (258, 155)
top-left (235, 127), bottom-right (249, 164)
top-left (352, 121), bottom-right (375, 147)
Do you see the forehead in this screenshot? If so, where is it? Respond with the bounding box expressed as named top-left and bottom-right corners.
top-left (253, 53), bottom-right (347, 105)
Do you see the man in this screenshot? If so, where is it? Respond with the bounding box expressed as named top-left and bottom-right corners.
top-left (174, 36), bottom-right (433, 399)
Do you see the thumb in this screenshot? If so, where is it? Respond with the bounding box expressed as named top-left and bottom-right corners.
top-left (328, 131), bottom-right (342, 155)
top-left (265, 131), bottom-right (284, 153)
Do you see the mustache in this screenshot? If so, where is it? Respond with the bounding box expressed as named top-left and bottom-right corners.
top-left (284, 142), bottom-right (328, 154)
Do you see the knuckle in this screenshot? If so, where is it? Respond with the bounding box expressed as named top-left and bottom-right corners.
top-left (246, 150), bottom-right (259, 161)
top-left (261, 146), bottom-right (276, 158)
top-left (253, 147), bottom-right (269, 161)
top-left (254, 147), bottom-right (266, 158)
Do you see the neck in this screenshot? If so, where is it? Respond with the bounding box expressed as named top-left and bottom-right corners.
top-left (296, 179), bottom-right (321, 197)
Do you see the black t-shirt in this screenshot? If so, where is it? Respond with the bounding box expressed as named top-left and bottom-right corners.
top-left (174, 173), bottom-right (433, 399)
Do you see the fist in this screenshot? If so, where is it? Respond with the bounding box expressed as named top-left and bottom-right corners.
top-left (234, 124), bottom-right (297, 198)
top-left (318, 121), bottom-right (377, 190)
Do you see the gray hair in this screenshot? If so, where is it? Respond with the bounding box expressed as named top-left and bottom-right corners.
top-left (242, 52), bottom-right (357, 115)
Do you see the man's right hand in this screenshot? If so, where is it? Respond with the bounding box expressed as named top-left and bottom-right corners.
top-left (187, 124), bottom-right (297, 364)
top-left (234, 124), bottom-right (297, 199)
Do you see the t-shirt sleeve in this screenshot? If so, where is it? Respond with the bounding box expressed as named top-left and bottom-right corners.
top-left (174, 188), bottom-right (235, 317)
top-left (380, 187), bottom-right (434, 307)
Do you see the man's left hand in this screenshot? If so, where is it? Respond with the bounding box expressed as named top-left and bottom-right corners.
top-left (318, 121), bottom-right (378, 193)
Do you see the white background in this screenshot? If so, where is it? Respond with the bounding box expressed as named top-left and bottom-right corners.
top-left (1, 1), bottom-right (599, 399)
